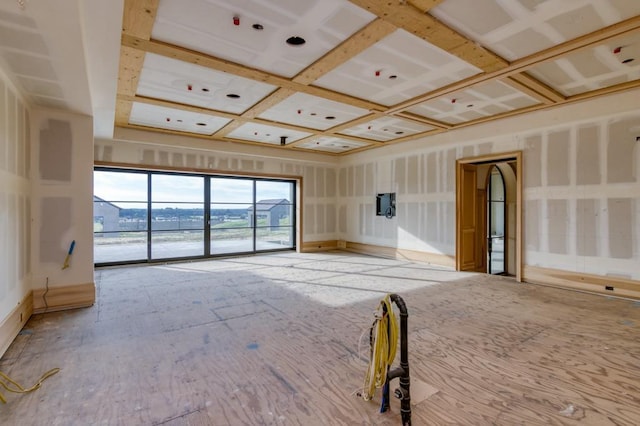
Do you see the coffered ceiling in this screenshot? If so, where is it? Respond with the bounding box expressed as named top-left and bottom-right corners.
top-left (2, 1), bottom-right (639, 156)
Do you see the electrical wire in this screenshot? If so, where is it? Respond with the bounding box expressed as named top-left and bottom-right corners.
top-left (362, 294), bottom-right (398, 401)
top-left (0, 368), bottom-right (60, 404)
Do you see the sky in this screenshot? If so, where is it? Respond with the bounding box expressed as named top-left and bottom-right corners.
top-left (94, 171), bottom-right (293, 209)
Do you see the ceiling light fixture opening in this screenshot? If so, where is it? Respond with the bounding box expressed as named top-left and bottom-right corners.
top-left (252, 24), bottom-right (264, 30)
top-left (325, 116), bottom-right (335, 120)
top-left (286, 36), bottom-right (306, 46)
top-left (622, 58), bottom-right (634, 64)
top-left (201, 88), bottom-right (209, 92)
top-left (196, 122), bottom-right (207, 126)
top-left (226, 93), bottom-right (240, 99)
top-left (389, 75), bottom-right (397, 79)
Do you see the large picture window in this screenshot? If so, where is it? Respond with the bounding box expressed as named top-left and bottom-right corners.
top-left (93, 168), bottom-right (296, 265)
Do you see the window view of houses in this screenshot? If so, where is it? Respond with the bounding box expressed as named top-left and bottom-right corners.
top-left (93, 170), bottom-right (295, 264)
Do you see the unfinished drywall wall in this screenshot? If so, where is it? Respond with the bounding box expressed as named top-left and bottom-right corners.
top-left (0, 69), bottom-right (32, 326)
top-left (339, 89), bottom-right (640, 281)
top-left (31, 108), bottom-right (94, 300)
top-left (95, 130), bottom-right (339, 244)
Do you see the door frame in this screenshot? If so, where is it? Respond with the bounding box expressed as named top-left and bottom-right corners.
top-left (456, 151), bottom-right (523, 282)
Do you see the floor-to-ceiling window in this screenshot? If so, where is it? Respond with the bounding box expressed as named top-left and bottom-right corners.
top-left (94, 168), bottom-right (296, 265)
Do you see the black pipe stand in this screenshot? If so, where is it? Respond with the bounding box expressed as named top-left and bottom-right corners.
top-left (381, 293), bottom-right (411, 426)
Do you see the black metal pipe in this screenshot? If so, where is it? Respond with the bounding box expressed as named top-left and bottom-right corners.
top-left (381, 293), bottom-right (411, 426)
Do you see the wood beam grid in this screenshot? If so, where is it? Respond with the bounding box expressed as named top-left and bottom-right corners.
top-left (121, 35), bottom-right (387, 112)
top-left (122, 94), bottom-right (383, 147)
top-left (387, 15), bottom-right (640, 114)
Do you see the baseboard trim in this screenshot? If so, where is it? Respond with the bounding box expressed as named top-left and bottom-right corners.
top-left (32, 282), bottom-right (96, 314)
top-left (523, 266), bottom-right (640, 300)
top-left (344, 242), bottom-right (456, 268)
top-left (300, 240), bottom-right (339, 252)
top-left (0, 291), bottom-right (33, 358)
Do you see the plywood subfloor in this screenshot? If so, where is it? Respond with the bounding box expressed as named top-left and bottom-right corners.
top-left (1, 251), bottom-right (639, 425)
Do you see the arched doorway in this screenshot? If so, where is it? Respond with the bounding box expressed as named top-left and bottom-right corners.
top-left (456, 152), bottom-right (522, 281)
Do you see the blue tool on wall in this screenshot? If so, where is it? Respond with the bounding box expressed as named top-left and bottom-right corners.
top-left (62, 240), bottom-right (75, 270)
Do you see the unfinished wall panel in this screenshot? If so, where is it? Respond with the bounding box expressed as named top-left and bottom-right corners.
top-left (305, 203), bottom-right (315, 235)
top-left (316, 204), bottom-right (325, 235)
top-left (142, 149), bottom-right (155, 164)
top-left (407, 202), bottom-right (420, 237)
top-left (364, 163), bottom-right (373, 196)
top-left (39, 197), bottom-right (72, 263)
top-left (7, 91), bottom-right (16, 174)
top-left (426, 201), bottom-right (438, 242)
top-left (407, 155), bottom-right (419, 194)
top-left (445, 149), bottom-right (456, 192)
top-left (0, 80), bottom-right (5, 171)
top-left (525, 199), bottom-right (540, 252)
top-left (394, 157), bottom-right (406, 194)
top-left (576, 199), bottom-right (599, 257)
top-left (355, 164), bottom-right (364, 197)
top-left (338, 168), bottom-right (346, 197)
top-left (338, 205), bottom-right (347, 233)
top-left (326, 168), bottom-right (336, 197)
top-left (547, 199), bottom-right (568, 254)
top-left (39, 119), bottom-right (72, 181)
top-left (315, 167), bottom-right (325, 198)
top-left (305, 166), bottom-right (315, 197)
top-left (171, 153), bottom-right (184, 168)
top-left (607, 118), bottom-right (639, 184)
top-left (426, 153), bottom-right (437, 193)
top-left (0, 72), bottom-right (33, 332)
top-left (576, 125), bottom-right (600, 185)
top-left (17, 105), bottom-right (24, 178)
top-left (326, 204), bottom-right (336, 234)
top-left (608, 198), bottom-right (634, 259)
top-left (547, 130), bottom-right (570, 186)
top-left (524, 135), bottom-right (542, 188)
top-left (7, 194), bottom-right (16, 291)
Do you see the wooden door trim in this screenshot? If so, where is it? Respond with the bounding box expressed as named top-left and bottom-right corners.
top-left (456, 151), bottom-right (523, 282)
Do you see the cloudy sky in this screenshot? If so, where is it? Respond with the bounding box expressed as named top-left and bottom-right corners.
top-left (94, 170), bottom-right (293, 209)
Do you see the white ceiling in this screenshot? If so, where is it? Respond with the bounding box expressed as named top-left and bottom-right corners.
top-left (0, 0), bottom-right (639, 155)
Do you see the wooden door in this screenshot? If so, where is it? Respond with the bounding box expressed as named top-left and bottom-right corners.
top-left (459, 164), bottom-right (479, 271)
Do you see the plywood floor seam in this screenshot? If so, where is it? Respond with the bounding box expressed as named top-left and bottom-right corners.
top-left (1, 251), bottom-right (639, 425)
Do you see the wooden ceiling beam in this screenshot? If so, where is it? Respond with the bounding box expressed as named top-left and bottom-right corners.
top-left (116, 0), bottom-right (159, 128)
top-left (349, 0), bottom-right (508, 72)
top-left (293, 18), bottom-right (396, 85)
top-left (503, 74), bottom-right (565, 104)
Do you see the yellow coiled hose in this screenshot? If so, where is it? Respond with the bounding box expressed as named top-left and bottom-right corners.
top-left (362, 294), bottom-right (398, 401)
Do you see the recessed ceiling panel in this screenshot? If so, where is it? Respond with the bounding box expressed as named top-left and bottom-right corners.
top-left (227, 122), bottom-right (312, 145)
top-left (151, 0), bottom-right (375, 78)
top-left (407, 80), bottom-right (540, 125)
top-left (314, 29), bottom-right (482, 106)
top-left (527, 33), bottom-right (640, 96)
top-left (296, 136), bottom-right (369, 153)
top-left (339, 116), bottom-right (435, 141)
top-left (431, 0), bottom-right (640, 61)
top-left (137, 53), bottom-right (277, 114)
top-left (257, 92), bottom-right (369, 130)
top-left (129, 102), bottom-right (231, 135)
